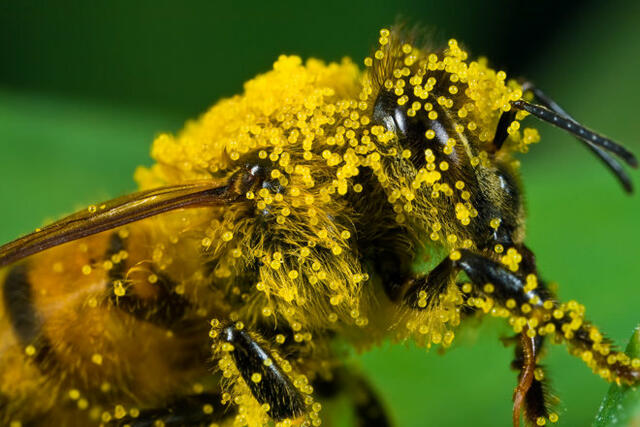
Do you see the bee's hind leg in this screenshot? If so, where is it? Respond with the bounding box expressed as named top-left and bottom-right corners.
top-left (314, 367), bottom-right (392, 427)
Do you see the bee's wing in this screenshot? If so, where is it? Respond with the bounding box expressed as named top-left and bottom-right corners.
top-left (0, 180), bottom-right (245, 268)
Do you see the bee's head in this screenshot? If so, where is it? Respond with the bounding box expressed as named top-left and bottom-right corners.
top-left (370, 81), bottom-right (528, 247)
top-left (365, 28), bottom-right (636, 249)
top-left (366, 30), bottom-right (537, 174)
top-left (367, 29), bottom-right (636, 197)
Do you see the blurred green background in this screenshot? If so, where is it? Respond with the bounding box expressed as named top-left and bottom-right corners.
top-left (1, 1), bottom-right (639, 426)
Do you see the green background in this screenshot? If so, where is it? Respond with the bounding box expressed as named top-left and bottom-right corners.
top-left (1, 1), bottom-right (639, 426)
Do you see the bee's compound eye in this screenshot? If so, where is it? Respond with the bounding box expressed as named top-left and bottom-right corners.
top-left (372, 90), bottom-right (457, 170)
top-left (373, 90), bottom-right (409, 138)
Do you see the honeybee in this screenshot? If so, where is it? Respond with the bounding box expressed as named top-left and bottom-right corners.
top-left (0, 27), bottom-right (638, 427)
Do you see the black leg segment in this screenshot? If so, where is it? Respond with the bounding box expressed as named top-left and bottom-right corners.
top-left (492, 109), bottom-right (517, 151)
top-left (221, 325), bottom-right (306, 420)
top-left (400, 248), bottom-right (554, 425)
top-left (401, 248), bottom-right (546, 309)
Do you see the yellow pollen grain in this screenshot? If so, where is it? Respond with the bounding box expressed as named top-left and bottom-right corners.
top-left (114, 405), bottom-right (127, 419)
top-left (113, 281), bottom-right (125, 297)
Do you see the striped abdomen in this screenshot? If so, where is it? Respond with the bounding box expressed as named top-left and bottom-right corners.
top-left (0, 225), bottom-right (215, 426)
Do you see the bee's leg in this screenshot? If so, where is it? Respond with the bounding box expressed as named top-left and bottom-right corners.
top-left (510, 333), bottom-right (551, 427)
top-left (400, 249), bottom-right (553, 425)
top-left (220, 324), bottom-right (306, 420)
top-left (113, 393), bottom-right (230, 426)
top-left (315, 368), bottom-right (391, 427)
top-left (440, 249), bottom-right (638, 382)
top-left (402, 248), bottom-right (640, 424)
top-left (492, 108), bottom-right (517, 150)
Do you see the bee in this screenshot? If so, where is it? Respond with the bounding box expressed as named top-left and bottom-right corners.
top-left (0, 27), bottom-right (638, 427)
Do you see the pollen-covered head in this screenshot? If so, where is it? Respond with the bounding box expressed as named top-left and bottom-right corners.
top-left (364, 28), bottom-right (540, 161)
top-left (360, 28), bottom-right (541, 250)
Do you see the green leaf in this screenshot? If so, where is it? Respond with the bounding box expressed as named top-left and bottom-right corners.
top-left (593, 326), bottom-right (640, 426)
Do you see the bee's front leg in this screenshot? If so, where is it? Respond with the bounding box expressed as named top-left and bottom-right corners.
top-left (399, 249), bottom-right (553, 426)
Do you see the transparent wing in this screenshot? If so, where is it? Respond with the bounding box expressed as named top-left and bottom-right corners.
top-left (0, 180), bottom-right (243, 268)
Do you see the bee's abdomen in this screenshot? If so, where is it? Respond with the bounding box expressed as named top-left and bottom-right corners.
top-left (3, 264), bottom-right (54, 365)
top-left (0, 260), bottom-right (68, 424)
top-left (0, 227), bottom-right (212, 425)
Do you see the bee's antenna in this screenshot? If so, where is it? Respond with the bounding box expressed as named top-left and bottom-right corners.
top-left (585, 142), bottom-right (634, 193)
top-left (511, 99), bottom-right (637, 193)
